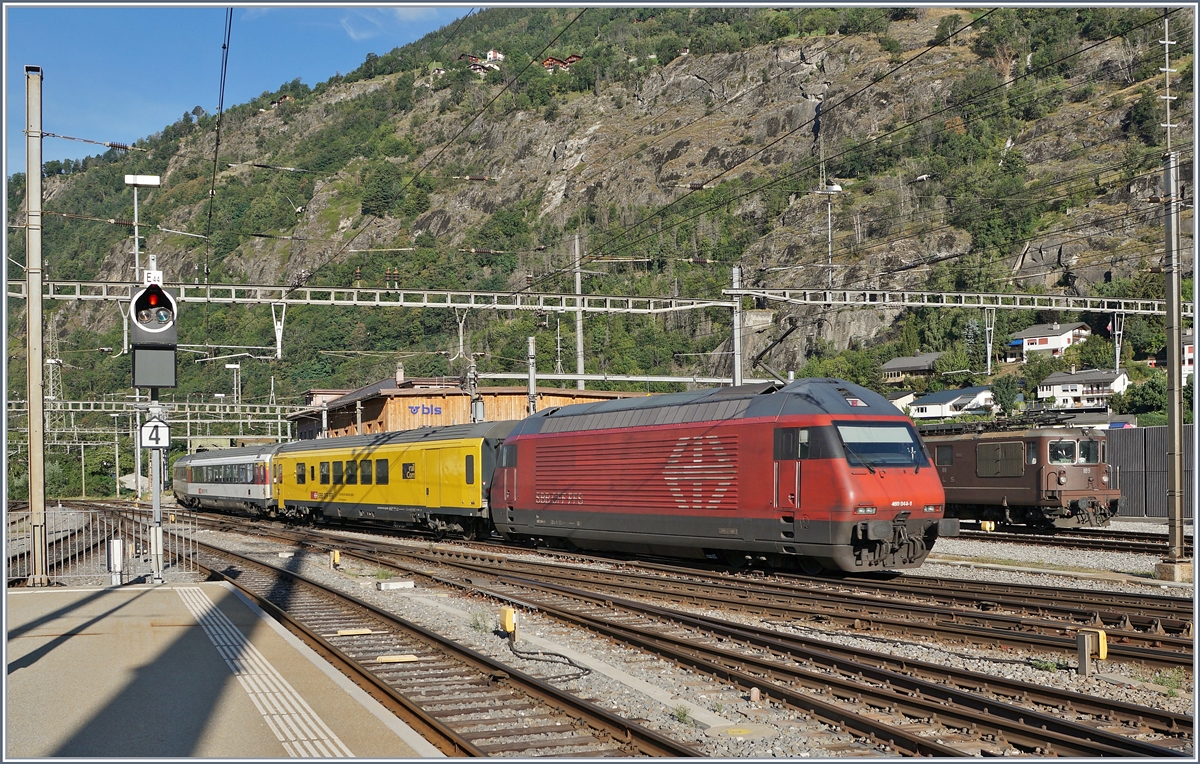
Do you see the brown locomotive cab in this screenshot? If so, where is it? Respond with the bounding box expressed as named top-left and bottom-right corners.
top-left (925, 427), bottom-right (1118, 529)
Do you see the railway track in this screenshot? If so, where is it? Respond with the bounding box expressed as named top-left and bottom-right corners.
top-left (196, 541), bottom-right (700, 758)
top-left (959, 527), bottom-right (1194, 555)
top-left (282, 534), bottom-right (1192, 757)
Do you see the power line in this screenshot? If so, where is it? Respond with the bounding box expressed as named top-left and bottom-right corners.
top-left (40, 132), bottom-right (147, 153)
top-left (203, 8), bottom-right (234, 343)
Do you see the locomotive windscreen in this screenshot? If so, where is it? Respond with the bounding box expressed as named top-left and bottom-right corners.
top-left (835, 422), bottom-right (929, 468)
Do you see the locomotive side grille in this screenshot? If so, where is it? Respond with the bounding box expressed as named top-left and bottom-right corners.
top-left (534, 435), bottom-right (740, 511)
top-left (539, 400), bottom-right (752, 434)
top-left (975, 442), bottom-right (1024, 478)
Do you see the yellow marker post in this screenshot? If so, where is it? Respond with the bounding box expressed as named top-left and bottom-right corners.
top-left (1077, 628), bottom-right (1107, 677)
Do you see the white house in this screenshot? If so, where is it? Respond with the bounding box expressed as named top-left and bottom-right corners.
top-left (1006, 321), bottom-right (1090, 363)
top-left (486, 49), bottom-right (505, 62)
top-left (908, 386), bottom-right (995, 419)
top-left (886, 390), bottom-right (918, 412)
top-left (1037, 368), bottom-right (1130, 410)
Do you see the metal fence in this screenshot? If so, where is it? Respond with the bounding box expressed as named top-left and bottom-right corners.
top-left (1108, 425), bottom-right (1194, 519)
top-left (6, 507), bottom-right (198, 585)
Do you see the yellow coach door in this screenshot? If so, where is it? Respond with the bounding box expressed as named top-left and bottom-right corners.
top-left (424, 450), bottom-right (442, 508)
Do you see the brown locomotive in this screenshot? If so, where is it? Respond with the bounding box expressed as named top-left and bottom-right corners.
top-left (919, 426), bottom-right (1119, 530)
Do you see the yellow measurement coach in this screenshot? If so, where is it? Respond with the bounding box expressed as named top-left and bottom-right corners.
top-left (271, 422), bottom-right (517, 538)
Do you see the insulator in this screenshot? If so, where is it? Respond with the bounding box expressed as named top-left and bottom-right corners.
top-left (689, 182), bottom-right (706, 190)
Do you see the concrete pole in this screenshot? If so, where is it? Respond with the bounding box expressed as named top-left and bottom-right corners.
top-left (80, 444), bottom-right (85, 498)
top-left (527, 336), bottom-right (537, 415)
top-left (25, 66), bottom-right (49, 586)
top-left (575, 234), bottom-right (585, 390)
top-left (826, 197), bottom-right (833, 289)
top-left (1162, 151), bottom-right (1188, 569)
top-left (134, 391), bottom-right (142, 500)
top-left (731, 266), bottom-right (743, 386)
top-left (149, 392), bottom-right (163, 584)
top-left (356, 400), bottom-right (362, 436)
top-left (114, 420), bottom-right (120, 498)
top-left (321, 401), bottom-right (328, 438)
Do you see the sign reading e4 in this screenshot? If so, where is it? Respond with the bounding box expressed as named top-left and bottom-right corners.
top-left (140, 418), bottom-right (170, 450)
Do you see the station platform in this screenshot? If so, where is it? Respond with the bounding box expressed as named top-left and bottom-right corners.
top-left (6, 581), bottom-right (444, 758)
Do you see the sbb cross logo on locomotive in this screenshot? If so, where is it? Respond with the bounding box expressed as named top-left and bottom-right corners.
top-left (663, 435), bottom-right (736, 511)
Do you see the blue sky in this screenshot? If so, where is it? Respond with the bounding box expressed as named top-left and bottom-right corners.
top-left (5, 5), bottom-right (470, 174)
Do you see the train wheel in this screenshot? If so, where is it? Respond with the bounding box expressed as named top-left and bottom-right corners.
top-left (798, 557), bottom-right (826, 575)
top-left (725, 551), bottom-right (750, 569)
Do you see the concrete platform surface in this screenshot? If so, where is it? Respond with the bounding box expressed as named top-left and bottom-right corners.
top-left (6, 582), bottom-right (443, 758)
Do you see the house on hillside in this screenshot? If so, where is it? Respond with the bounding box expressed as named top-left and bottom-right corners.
top-left (908, 386), bottom-right (995, 420)
top-left (458, 53), bottom-right (482, 64)
top-left (881, 352), bottom-right (945, 383)
top-left (1005, 321), bottom-right (1090, 363)
top-left (486, 49), bottom-right (505, 62)
top-left (1037, 368), bottom-right (1130, 411)
top-left (1149, 329), bottom-right (1195, 382)
top-left (564, 54), bottom-right (583, 65)
top-left (542, 56), bottom-right (568, 71)
top-left (886, 390), bottom-right (918, 412)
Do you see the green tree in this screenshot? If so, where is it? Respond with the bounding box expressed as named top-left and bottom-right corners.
top-left (1021, 352), bottom-right (1068, 389)
top-left (1073, 335), bottom-right (1115, 370)
top-left (991, 374), bottom-right (1020, 416)
top-left (931, 13), bottom-right (962, 46)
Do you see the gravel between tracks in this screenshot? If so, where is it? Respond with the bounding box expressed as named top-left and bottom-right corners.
top-left (197, 527), bottom-right (1194, 757)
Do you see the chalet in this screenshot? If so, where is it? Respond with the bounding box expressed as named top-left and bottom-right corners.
top-left (542, 56), bottom-right (568, 71)
top-left (486, 49), bottom-right (505, 62)
top-left (908, 386), bottom-right (995, 420)
top-left (1037, 368), bottom-right (1130, 411)
top-left (269, 94), bottom-right (295, 109)
top-left (468, 63), bottom-right (491, 77)
top-left (458, 53), bottom-right (481, 64)
top-left (1149, 329), bottom-right (1195, 381)
top-left (288, 365), bottom-right (639, 438)
top-left (881, 352), bottom-right (944, 383)
top-left (564, 54), bottom-right (583, 65)
top-left (1005, 321), bottom-right (1090, 363)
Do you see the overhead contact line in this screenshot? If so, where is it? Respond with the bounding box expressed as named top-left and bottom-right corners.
top-left (202, 8), bottom-right (234, 342)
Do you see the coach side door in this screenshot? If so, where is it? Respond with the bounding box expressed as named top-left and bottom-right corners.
top-left (773, 428), bottom-right (805, 510)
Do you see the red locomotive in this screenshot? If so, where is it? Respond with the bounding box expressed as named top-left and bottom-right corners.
top-left (492, 378), bottom-right (955, 572)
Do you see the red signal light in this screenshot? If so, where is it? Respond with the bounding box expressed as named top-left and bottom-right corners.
top-left (148, 293), bottom-right (159, 306)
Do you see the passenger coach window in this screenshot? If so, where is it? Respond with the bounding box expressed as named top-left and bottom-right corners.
top-left (332, 461), bottom-right (343, 484)
top-left (466, 455), bottom-right (475, 485)
top-left (361, 460), bottom-right (372, 485)
top-left (1048, 441), bottom-right (1076, 464)
top-left (345, 460), bottom-right (357, 484)
top-left (402, 463), bottom-right (416, 480)
top-left (319, 462), bottom-right (330, 484)
top-left (1079, 440), bottom-right (1100, 464)
top-left (296, 463), bottom-right (306, 484)
top-left (376, 460), bottom-right (389, 485)
top-left (935, 445), bottom-right (954, 466)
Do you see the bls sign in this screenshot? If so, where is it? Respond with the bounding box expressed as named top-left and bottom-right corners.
top-left (408, 405), bottom-right (443, 415)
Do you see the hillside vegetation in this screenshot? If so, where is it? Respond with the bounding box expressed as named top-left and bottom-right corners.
top-left (7, 7), bottom-right (1195, 434)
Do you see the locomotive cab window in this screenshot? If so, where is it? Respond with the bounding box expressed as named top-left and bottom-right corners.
top-left (345, 460), bottom-right (357, 484)
top-left (1026, 441), bottom-right (1038, 465)
top-left (935, 445), bottom-right (954, 466)
top-left (1079, 440), bottom-right (1101, 464)
top-left (773, 428), bottom-right (809, 460)
top-left (500, 444), bottom-right (518, 468)
top-left (465, 455), bottom-right (475, 485)
top-left (834, 422), bottom-right (928, 468)
top-left (1048, 441), bottom-right (1076, 464)
top-left (376, 460), bottom-right (389, 485)
top-left (296, 463), bottom-right (306, 484)
top-left (319, 462), bottom-right (330, 484)
top-left (360, 460), bottom-right (372, 485)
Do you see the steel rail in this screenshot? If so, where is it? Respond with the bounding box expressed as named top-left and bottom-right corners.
top-left (959, 528), bottom-right (1195, 556)
top-left (313, 539), bottom-right (1193, 741)
top-left (196, 542), bottom-right (701, 758)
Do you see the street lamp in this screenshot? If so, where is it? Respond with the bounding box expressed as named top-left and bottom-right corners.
top-left (812, 180), bottom-right (842, 289)
top-left (124, 175), bottom-right (160, 283)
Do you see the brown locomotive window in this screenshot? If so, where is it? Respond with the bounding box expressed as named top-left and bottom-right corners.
top-left (976, 442), bottom-right (1024, 478)
top-left (345, 460), bottom-right (357, 484)
top-left (319, 462), bottom-right (330, 484)
top-left (332, 461), bottom-right (343, 484)
top-left (1026, 441), bottom-right (1038, 465)
top-left (361, 460), bottom-right (372, 485)
top-left (1049, 441), bottom-right (1076, 464)
top-left (1079, 440), bottom-right (1101, 464)
top-left (402, 462), bottom-right (416, 480)
top-left (296, 463), bottom-right (306, 484)
top-left (935, 445), bottom-right (954, 466)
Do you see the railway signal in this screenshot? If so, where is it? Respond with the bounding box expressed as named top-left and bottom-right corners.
top-left (129, 266), bottom-right (177, 389)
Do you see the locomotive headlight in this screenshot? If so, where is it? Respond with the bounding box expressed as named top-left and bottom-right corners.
top-left (923, 504), bottom-right (938, 513)
top-left (1101, 474), bottom-right (1109, 484)
top-left (854, 506), bottom-right (877, 515)
top-left (1058, 473), bottom-right (1068, 485)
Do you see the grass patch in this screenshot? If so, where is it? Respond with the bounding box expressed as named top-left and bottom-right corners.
top-left (1030, 658), bottom-right (1062, 672)
top-left (374, 568), bottom-right (392, 580)
top-left (470, 610), bottom-right (493, 633)
top-left (671, 705), bottom-right (692, 724)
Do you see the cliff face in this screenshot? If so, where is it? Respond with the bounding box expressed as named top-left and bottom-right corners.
top-left (24, 8), bottom-right (1195, 374)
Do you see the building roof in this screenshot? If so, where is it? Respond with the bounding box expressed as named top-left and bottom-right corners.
top-left (1009, 322), bottom-right (1089, 340)
top-left (885, 389), bottom-right (916, 401)
top-left (1041, 368), bottom-right (1129, 386)
top-left (881, 352), bottom-right (944, 373)
top-left (912, 385), bottom-right (991, 406)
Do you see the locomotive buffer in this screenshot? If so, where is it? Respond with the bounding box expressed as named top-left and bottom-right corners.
top-left (130, 255), bottom-right (177, 583)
